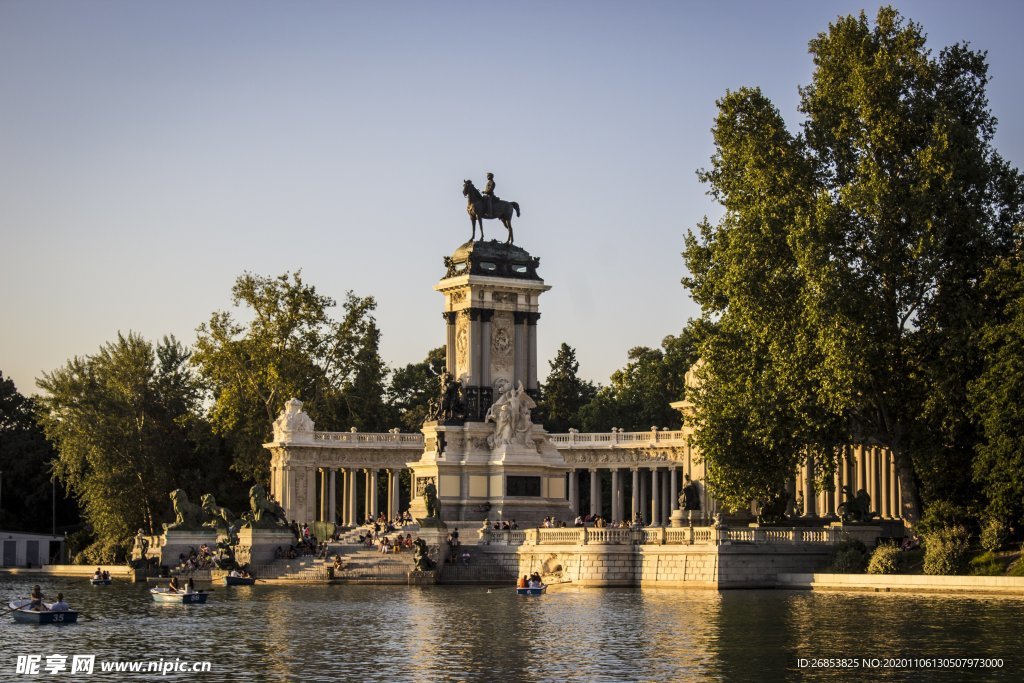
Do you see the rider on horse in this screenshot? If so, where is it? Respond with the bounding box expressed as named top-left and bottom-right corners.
top-left (483, 172), bottom-right (496, 216)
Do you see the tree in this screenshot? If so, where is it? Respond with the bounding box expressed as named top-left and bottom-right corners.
top-left (538, 343), bottom-right (597, 433)
top-left (36, 334), bottom-right (220, 561)
top-left (683, 8), bottom-right (1021, 524)
top-left (193, 271), bottom-right (388, 483)
top-left (388, 347), bottom-right (446, 432)
top-left (0, 372), bottom-right (78, 534)
top-left (578, 332), bottom-right (696, 432)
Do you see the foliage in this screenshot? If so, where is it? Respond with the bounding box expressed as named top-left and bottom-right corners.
top-left (0, 372), bottom-right (79, 532)
top-left (193, 271), bottom-right (389, 482)
top-left (917, 500), bottom-right (968, 536)
top-left (866, 543), bottom-right (901, 575)
top-left (36, 334), bottom-right (226, 560)
top-left (828, 538), bottom-right (869, 574)
top-left (979, 517), bottom-right (1010, 553)
top-left (682, 7), bottom-right (1022, 525)
top-left (387, 347), bottom-right (446, 432)
top-left (578, 331), bottom-right (697, 432)
top-left (922, 525), bottom-right (971, 575)
top-left (538, 343), bottom-right (597, 433)
top-left (968, 550), bottom-right (1008, 576)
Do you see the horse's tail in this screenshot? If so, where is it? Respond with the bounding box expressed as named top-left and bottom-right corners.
top-left (512, 202), bottom-right (520, 217)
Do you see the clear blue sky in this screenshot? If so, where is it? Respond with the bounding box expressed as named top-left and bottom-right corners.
top-left (2, 1), bottom-right (1022, 398)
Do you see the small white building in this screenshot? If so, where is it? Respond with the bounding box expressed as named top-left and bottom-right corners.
top-left (0, 531), bottom-right (65, 567)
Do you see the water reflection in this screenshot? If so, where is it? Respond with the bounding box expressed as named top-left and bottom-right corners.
top-left (1, 576), bottom-right (1020, 681)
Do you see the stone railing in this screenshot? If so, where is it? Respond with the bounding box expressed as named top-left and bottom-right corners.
top-left (481, 525), bottom-right (847, 547)
top-left (313, 432), bottom-right (425, 446)
top-left (548, 429), bottom-right (688, 448)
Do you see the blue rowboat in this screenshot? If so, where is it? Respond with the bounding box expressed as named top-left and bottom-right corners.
top-left (516, 585), bottom-right (547, 596)
top-left (224, 575), bottom-right (256, 586)
top-left (150, 588), bottom-right (209, 604)
top-left (8, 600), bottom-right (79, 625)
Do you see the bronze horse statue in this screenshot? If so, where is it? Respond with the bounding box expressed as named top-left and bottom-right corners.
top-left (463, 180), bottom-right (520, 244)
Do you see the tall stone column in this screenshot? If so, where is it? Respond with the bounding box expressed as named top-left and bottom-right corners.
top-left (803, 456), bottom-right (816, 517)
top-left (836, 451), bottom-right (846, 513)
top-left (626, 471), bottom-right (634, 524)
top-left (328, 468), bottom-right (337, 525)
top-left (479, 309), bottom-right (493, 389)
top-left (443, 312), bottom-right (457, 374)
top-left (867, 448), bottom-right (878, 517)
top-left (386, 470), bottom-right (395, 520)
top-left (880, 451), bottom-right (891, 519)
top-left (468, 309), bottom-right (482, 385)
top-left (890, 456), bottom-right (900, 520)
top-left (306, 466), bottom-right (317, 524)
top-left (670, 467), bottom-right (679, 513)
top-left (348, 469), bottom-right (358, 526)
top-left (589, 469), bottom-right (601, 517)
top-left (640, 470), bottom-right (649, 524)
top-left (526, 313), bottom-right (541, 392)
top-left (651, 467), bottom-right (661, 526)
top-left (514, 312), bottom-right (528, 386)
top-left (568, 470), bottom-right (579, 515)
top-left (611, 469), bottom-right (621, 523)
top-left (318, 469), bottom-right (327, 521)
top-left (856, 445), bottom-right (867, 493)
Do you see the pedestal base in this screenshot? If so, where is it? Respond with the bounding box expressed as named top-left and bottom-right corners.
top-left (159, 530), bottom-right (219, 567)
top-left (235, 527), bottom-right (297, 566)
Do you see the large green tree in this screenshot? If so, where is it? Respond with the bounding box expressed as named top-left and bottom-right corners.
top-left (683, 8), bottom-right (1021, 524)
top-left (193, 271), bottom-right (389, 483)
top-left (0, 372), bottom-right (79, 533)
top-left (578, 332), bottom-right (696, 432)
top-left (36, 334), bottom-right (221, 561)
top-left (538, 343), bottom-right (597, 433)
top-left (387, 347), bottom-right (446, 432)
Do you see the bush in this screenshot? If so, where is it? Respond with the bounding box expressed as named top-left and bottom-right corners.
top-left (867, 543), bottom-right (901, 575)
top-left (918, 500), bottom-right (968, 536)
top-left (923, 525), bottom-right (971, 575)
top-left (829, 538), bottom-right (868, 573)
top-left (980, 518), bottom-right (1009, 553)
top-left (968, 551), bottom-right (1005, 576)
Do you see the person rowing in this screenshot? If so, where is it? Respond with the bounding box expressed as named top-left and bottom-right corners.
top-left (167, 576), bottom-right (180, 593)
top-left (28, 585), bottom-right (46, 611)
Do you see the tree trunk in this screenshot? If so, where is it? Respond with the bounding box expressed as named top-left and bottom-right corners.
top-left (892, 446), bottom-right (921, 527)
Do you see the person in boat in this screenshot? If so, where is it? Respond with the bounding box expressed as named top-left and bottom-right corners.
top-left (93, 567), bottom-right (103, 580)
top-left (49, 593), bottom-right (70, 612)
top-left (517, 575), bottom-right (528, 588)
top-left (102, 570), bottom-right (110, 580)
top-left (28, 585), bottom-right (46, 611)
top-left (168, 576), bottom-right (180, 593)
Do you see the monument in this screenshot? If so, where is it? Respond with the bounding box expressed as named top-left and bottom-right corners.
top-left (406, 175), bottom-right (571, 525)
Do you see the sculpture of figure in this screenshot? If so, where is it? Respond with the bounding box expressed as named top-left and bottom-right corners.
top-left (163, 489), bottom-right (205, 531)
top-left (483, 172), bottom-right (496, 216)
top-left (133, 529), bottom-right (150, 560)
top-left (423, 482), bottom-right (441, 519)
top-left (435, 371), bottom-right (464, 422)
top-left (242, 484), bottom-right (290, 529)
top-left (463, 179), bottom-right (520, 244)
top-left (412, 538), bottom-right (436, 572)
top-left (486, 379), bottom-right (536, 447)
top-left (201, 493), bottom-right (239, 536)
top-left (837, 485), bottom-right (875, 523)
top-left (272, 398), bottom-right (315, 441)
top-left (512, 381), bottom-right (536, 443)
top-left (679, 475), bottom-right (701, 512)
top-left (756, 489), bottom-right (789, 525)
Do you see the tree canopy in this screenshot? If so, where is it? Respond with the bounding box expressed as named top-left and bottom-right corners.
top-left (683, 7), bottom-right (1022, 524)
top-left (538, 343), bottom-right (597, 433)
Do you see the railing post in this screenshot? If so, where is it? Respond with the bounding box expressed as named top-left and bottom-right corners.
top-left (581, 526), bottom-right (588, 545)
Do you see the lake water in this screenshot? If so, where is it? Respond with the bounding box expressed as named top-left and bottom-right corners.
top-left (2, 576), bottom-right (1021, 681)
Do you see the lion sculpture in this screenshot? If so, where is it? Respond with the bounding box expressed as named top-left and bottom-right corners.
top-left (164, 489), bottom-right (205, 531)
top-left (201, 493), bottom-right (240, 537)
top-left (412, 538), bottom-right (436, 572)
top-left (243, 484), bottom-right (289, 529)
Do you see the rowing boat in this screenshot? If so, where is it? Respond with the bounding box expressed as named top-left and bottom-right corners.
top-left (150, 588), bottom-right (209, 604)
top-left (8, 600), bottom-right (79, 624)
top-left (516, 585), bottom-right (547, 596)
top-left (224, 575), bottom-right (256, 586)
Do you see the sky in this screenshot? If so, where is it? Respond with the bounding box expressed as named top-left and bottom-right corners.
top-left (2, 0), bottom-right (1022, 397)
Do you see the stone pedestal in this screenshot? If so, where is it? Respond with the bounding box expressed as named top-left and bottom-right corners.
top-left (158, 530), bottom-right (219, 567)
top-left (670, 510), bottom-right (686, 528)
top-left (234, 527), bottom-right (296, 566)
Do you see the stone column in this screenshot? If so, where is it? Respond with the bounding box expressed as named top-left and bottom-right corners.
top-left (651, 467), bottom-right (661, 526)
top-left (328, 468), bottom-right (337, 525)
top-left (631, 468), bottom-right (640, 522)
top-left (890, 456), bottom-right (900, 520)
top-left (856, 445), bottom-right (867, 493)
top-left (372, 469), bottom-right (380, 519)
top-left (318, 469), bottom-right (327, 521)
top-left (640, 470), bottom-right (649, 524)
top-left (468, 309), bottom-right (482, 385)
top-left (867, 448), bottom-right (878, 517)
top-left (514, 312), bottom-right (528, 386)
top-left (306, 466), bottom-right (317, 524)
top-left (611, 469), bottom-right (621, 523)
top-left (348, 469), bottom-right (358, 526)
top-left (880, 450), bottom-right (891, 519)
top-left (443, 312), bottom-right (457, 375)
top-left (568, 470), bottom-right (579, 515)
top-left (480, 310), bottom-right (493, 389)
top-left (670, 467), bottom-right (679, 513)
top-left (589, 469), bottom-right (601, 517)
top-left (824, 463), bottom-right (836, 518)
top-left (386, 470), bottom-right (395, 520)
top-left (803, 456), bottom-right (816, 517)
top-left (526, 313), bottom-right (540, 392)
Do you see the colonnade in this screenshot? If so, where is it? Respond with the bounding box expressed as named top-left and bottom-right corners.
top-left (793, 445), bottom-right (901, 519)
top-left (272, 466), bottom-right (408, 526)
top-left (565, 466), bottom-right (707, 525)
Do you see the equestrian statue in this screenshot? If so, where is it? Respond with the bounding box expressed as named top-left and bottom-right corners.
top-left (463, 173), bottom-right (520, 244)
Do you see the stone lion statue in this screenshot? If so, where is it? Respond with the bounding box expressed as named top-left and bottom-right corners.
top-left (201, 493), bottom-right (239, 536)
top-left (164, 489), bottom-right (204, 531)
top-left (422, 481), bottom-right (440, 519)
top-left (242, 484), bottom-right (289, 529)
top-left (412, 538), bottom-right (436, 572)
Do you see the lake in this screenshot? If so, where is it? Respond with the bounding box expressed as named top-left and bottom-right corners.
top-left (2, 576), bottom-right (1021, 681)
